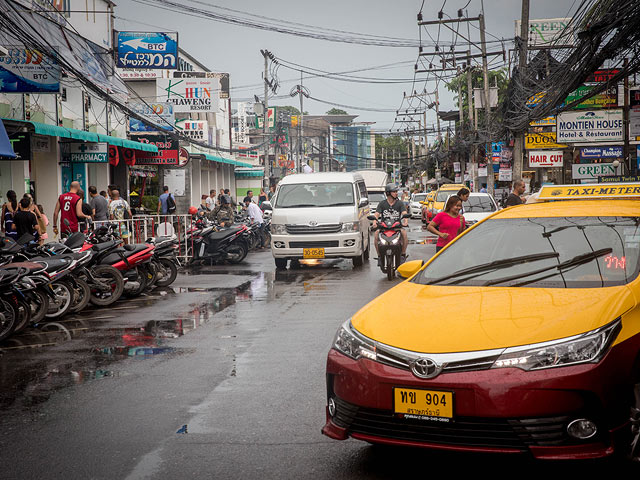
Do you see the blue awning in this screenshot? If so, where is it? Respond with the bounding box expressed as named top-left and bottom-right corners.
top-left (0, 120), bottom-right (16, 159)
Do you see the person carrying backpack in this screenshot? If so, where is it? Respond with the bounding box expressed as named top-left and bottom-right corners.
top-left (158, 186), bottom-right (177, 216)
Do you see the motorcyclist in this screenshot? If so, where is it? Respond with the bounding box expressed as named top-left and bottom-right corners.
top-left (372, 183), bottom-right (409, 264)
top-left (212, 194), bottom-right (235, 227)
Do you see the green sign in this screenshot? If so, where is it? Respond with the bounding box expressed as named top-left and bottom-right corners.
top-left (565, 85), bottom-right (618, 109)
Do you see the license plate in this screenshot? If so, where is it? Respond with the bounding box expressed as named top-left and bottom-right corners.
top-left (303, 248), bottom-right (325, 259)
top-left (394, 388), bottom-right (453, 420)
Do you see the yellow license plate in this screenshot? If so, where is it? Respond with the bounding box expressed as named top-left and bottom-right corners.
top-left (303, 248), bottom-right (325, 259)
top-left (394, 388), bottom-right (453, 420)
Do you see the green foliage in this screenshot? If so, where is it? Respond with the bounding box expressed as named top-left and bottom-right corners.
top-left (326, 108), bottom-right (348, 115)
top-left (375, 135), bottom-right (409, 159)
top-left (141, 194), bottom-right (159, 212)
top-left (277, 105), bottom-right (308, 115)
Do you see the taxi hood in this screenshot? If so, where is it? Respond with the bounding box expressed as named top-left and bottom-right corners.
top-left (351, 283), bottom-right (635, 353)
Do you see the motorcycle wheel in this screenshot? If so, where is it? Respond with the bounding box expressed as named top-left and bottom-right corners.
top-left (0, 298), bottom-right (18, 342)
top-left (13, 298), bottom-right (32, 333)
top-left (387, 254), bottom-right (395, 281)
top-left (45, 281), bottom-right (74, 318)
top-left (226, 242), bottom-right (248, 264)
top-left (123, 267), bottom-right (148, 298)
top-left (69, 278), bottom-right (91, 313)
top-left (155, 258), bottom-right (178, 287)
top-left (27, 289), bottom-right (49, 325)
top-left (89, 265), bottom-right (124, 307)
top-left (145, 260), bottom-right (159, 290)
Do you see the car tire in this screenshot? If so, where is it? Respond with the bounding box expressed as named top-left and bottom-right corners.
top-left (275, 258), bottom-right (288, 270)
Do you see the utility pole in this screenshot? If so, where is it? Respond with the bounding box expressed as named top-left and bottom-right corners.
top-left (512, 0), bottom-right (530, 184)
top-left (624, 57), bottom-right (630, 174)
top-left (261, 49), bottom-right (270, 186)
top-left (299, 70), bottom-right (304, 173)
top-left (479, 13), bottom-right (493, 197)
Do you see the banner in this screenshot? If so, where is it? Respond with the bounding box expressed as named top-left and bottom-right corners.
top-left (529, 150), bottom-right (563, 168)
top-left (565, 84), bottom-right (618, 109)
top-left (572, 163), bottom-right (622, 180)
top-left (132, 134), bottom-right (179, 165)
top-left (630, 88), bottom-right (640, 140)
top-left (156, 78), bottom-right (215, 112)
top-left (69, 142), bottom-right (108, 163)
top-left (129, 102), bottom-right (174, 132)
top-left (557, 109), bottom-right (623, 143)
top-left (0, 46), bottom-right (60, 93)
top-left (530, 116), bottom-right (556, 127)
top-left (108, 145), bottom-right (119, 166)
top-left (580, 146), bottom-right (623, 160)
top-left (525, 132), bottom-right (567, 149)
top-left (171, 71), bottom-right (229, 99)
top-left (175, 120), bottom-right (208, 142)
top-left (117, 32), bottom-right (178, 69)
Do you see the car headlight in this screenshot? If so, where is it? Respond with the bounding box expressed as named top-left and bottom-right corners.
top-left (271, 223), bottom-right (286, 234)
top-left (492, 320), bottom-right (620, 371)
top-left (341, 222), bottom-right (360, 232)
top-left (333, 320), bottom-right (377, 361)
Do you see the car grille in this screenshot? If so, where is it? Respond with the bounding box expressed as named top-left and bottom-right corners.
top-left (286, 224), bottom-right (342, 234)
top-left (333, 397), bottom-right (575, 449)
top-left (289, 241), bottom-right (339, 248)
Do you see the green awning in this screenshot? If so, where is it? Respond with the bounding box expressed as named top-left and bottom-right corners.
top-left (2, 119), bottom-right (158, 152)
top-left (235, 168), bottom-right (264, 178)
top-left (234, 160), bottom-right (253, 168)
top-left (203, 152), bottom-right (236, 165)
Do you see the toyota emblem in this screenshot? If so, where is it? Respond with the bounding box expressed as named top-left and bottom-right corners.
top-left (410, 357), bottom-right (441, 379)
top-left (309, 221), bottom-right (318, 227)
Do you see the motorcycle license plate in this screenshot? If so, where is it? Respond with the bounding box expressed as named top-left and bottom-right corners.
top-left (303, 248), bottom-right (325, 259)
top-left (393, 388), bottom-right (453, 421)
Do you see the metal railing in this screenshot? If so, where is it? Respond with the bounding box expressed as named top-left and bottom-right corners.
top-left (91, 214), bottom-right (194, 263)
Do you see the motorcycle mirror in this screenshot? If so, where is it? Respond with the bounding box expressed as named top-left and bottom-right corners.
top-left (367, 215), bottom-right (376, 221)
top-left (397, 259), bottom-right (424, 279)
top-left (402, 213), bottom-right (412, 219)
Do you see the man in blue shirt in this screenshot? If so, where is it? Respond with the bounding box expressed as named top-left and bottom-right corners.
top-left (157, 186), bottom-right (173, 215)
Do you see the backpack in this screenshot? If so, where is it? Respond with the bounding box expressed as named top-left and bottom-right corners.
top-left (166, 194), bottom-right (177, 214)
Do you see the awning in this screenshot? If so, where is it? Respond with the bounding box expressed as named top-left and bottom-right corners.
top-left (2, 119), bottom-right (158, 152)
top-left (234, 160), bottom-right (254, 168)
top-left (235, 167), bottom-right (265, 178)
top-left (202, 152), bottom-right (236, 166)
top-left (0, 120), bottom-right (16, 159)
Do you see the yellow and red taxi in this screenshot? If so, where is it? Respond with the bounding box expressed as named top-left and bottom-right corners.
top-left (422, 183), bottom-right (466, 223)
top-left (323, 183), bottom-right (640, 461)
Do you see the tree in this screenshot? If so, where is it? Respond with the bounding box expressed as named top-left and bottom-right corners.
top-left (278, 105), bottom-right (302, 116)
top-left (375, 134), bottom-right (408, 161)
top-left (326, 108), bottom-right (348, 115)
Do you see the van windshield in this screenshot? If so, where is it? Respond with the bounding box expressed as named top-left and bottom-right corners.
top-left (368, 192), bottom-right (386, 203)
top-left (275, 183), bottom-right (355, 208)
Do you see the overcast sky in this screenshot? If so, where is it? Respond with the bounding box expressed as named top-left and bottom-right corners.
top-left (115, 0), bottom-right (577, 135)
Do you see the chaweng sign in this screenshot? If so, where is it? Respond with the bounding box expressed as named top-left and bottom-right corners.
top-left (557, 109), bottom-right (623, 143)
top-left (156, 78), bottom-right (215, 112)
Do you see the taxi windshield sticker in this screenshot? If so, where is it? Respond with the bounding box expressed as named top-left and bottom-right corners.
top-left (538, 183), bottom-right (640, 200)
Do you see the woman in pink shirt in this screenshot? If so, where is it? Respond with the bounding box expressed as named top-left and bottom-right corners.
top-left (427, 195), bottom-right (466, 252)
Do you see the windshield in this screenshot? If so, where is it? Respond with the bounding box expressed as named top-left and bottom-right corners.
top-left (412, 194), bottom-right (428, 203)
top-left (368, 192), bottom-right (386, 203)
top-left (275, 183), bottom-right (355, 208)
top-left (436, 190), bottom-right (457, 202)
top-left (412, 216), bottom-right (640, 288)
top-left (463, 196), bottom-right (496, 213)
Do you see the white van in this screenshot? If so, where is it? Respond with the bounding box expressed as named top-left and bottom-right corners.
top-left (270, 172), bottom-right (371, 269)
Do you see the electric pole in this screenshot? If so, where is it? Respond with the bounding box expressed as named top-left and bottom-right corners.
top-left (512, 0), bottom-right (530, 184)
top-left (261, 49), bottom-right (270, 186)
top-left (479, 13), bottom-right (493, 197)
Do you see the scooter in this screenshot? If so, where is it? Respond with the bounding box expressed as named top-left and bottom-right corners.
top-left (369, 213), bottom-right (410, 280)
top-left (187, 222), bottom-right (249, 265)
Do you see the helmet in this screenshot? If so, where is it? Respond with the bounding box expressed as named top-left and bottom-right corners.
top-left (385, 183), bottom-right (398, 194)
top-left (188, 206), bottom-right (198, 215)
top-left (220, 194), bottom-right (230, 205)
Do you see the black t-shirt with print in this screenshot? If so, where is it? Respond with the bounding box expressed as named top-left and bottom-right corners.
top-left (376, 199), bottom-right (406, 225)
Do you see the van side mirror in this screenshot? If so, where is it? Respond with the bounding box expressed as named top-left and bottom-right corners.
top-left (359, 197), bottom-right (369, 207)
top-left (261, 201), bottom-right (272, 211)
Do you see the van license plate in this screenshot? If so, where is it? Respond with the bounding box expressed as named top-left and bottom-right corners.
top-left (303, 248), bottom-right (325, 259)
top-left (394, 388), bottom-right (453, 420)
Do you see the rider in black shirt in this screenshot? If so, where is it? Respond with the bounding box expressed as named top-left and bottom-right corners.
top-left (372, 183), bottom-right (409, 263)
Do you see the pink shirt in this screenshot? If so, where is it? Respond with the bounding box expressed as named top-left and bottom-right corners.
top-left (432, 211), bottom-right (465, 247)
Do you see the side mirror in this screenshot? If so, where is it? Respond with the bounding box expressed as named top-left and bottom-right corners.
top-left (402, 213), bottom-right (412, 219)
top-left (397, 259), bottom-right (424, 279)
top-left (359, 197), bottom-right (369, 207)
top-left (367, 214), bottom-right (376, 221)
top-left (261, 200), bottom-right (272, 211)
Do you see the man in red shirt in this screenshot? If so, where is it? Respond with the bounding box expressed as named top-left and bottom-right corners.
top-left (53, 181), bottom-right (90, 236)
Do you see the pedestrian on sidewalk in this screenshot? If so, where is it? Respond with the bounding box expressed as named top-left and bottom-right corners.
top-left (37, 204), bottom-right (49, 243)
top-left (428, 195), bottom-right (466, 253)
top-left (2, 190), bottom-right (18, 241)
top-left (505, 179), bottom-right (526, 207)
top-left (12, 197), bottom-right (41, 239)
top-left (206, 189), bottom-right (216, 210)
top-left (53, 181), bottom-right (89, 237)
top-left (258, 187), bottom-right (267, 206)
top-left (89, 186), bottom-right (109, 221)
top-left (157, 186), bottom-right (176, 217)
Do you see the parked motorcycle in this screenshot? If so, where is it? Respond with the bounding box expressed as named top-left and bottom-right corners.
top-left (187, 220), bottom-right (248, 265)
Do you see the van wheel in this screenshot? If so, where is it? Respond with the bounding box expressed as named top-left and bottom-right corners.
top-left (275, 258), bottom-right (288, 270)
top-left (352, 252), bottom-right (364, 268)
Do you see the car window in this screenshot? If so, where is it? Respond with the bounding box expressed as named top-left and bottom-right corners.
top-left (412, 194), bottom-right (428, 203)
top-left (274, 183), bottom-right (355, 208)
top-left (463, 196), bottom-right (496, 212)
top-left (412, 216), bottom-right (640, 288)
top-left (368, 192), bottom-right (386, 202)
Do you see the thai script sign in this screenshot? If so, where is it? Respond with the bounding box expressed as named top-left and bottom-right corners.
top-left (580, 146), bottom-right (623, 159)
top-left (529, 150), bottom-right (563, 168)
top-left (572, 163), bottom-right (622, 180)
top-left (129, 102), bottom-right (174, 132)
top-left (557, 109), bottom-right (623, 143)
top-left (0, 46), bottom-right (60, 93)
top-left (156, 78), bottom-right (215, 112)
top-left (117, 32), bottom-right (178, 69)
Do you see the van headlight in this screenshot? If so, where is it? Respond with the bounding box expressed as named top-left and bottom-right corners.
top-left (271, 224), bottom-right (286, 234)
top-left (492, 320), bottom-right (620, 371)
top-left (333, 320), bottom-right (377, 361)
top-left (341, 222), bottom-right (360, 232)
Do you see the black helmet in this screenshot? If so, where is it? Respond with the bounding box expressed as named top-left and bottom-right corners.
top-left (385, 183), bottom-right (398, 194)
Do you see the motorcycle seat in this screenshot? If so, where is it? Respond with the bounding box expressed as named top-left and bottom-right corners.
top-left (123, 244), bottom-right (150, 254)
top-left (30, 257), bottom-right (73, 271)
top-left (207, 229), bottom-right (239, 241)
top-left (92, 240), bottom-right (118, 253)
top-left (64, 232), bottom-right (86, 249)
top-left (0, 261), bottom-right (46, 274)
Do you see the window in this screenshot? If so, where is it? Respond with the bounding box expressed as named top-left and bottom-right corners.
top-left (274, 183), bottom-right (356, 208)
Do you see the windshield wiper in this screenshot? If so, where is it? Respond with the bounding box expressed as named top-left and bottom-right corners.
top-left (486, 248), bottom-right (613, 287)
top-left (323, 202), bottom-right (353, 207)
top-left (279, 203), bottom-right (317, 208)
top-left (423, 252), bottom-right (560, 285)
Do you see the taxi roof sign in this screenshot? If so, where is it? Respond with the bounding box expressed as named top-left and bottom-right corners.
top-left (538, 183), bottom-right (640, 200)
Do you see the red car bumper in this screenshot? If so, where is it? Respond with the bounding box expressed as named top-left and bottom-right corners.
top-left (322, 334), bottom-right (640, 460)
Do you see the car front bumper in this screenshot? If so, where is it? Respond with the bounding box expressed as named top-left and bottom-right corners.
top-left (271, 232), bottom-right (364, 259)
top-left (322, 333), bottom-right (640, 459)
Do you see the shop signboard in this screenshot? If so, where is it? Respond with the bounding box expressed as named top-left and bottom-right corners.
top-left (565, 84), bottom-right (618, 109)
top-left (68, 142), bottom-right (108, 163)
top-left (557, 109), bottom-right (623, 143)
top-left (117, 32), bottom-right (178, 69)
top-left (0, 46), bottom-right (60, 93)
top-left (516, 18), bottom-right (573, 47)
top-left (171, 71), bottom-right (229, 99)
top-left (498, 168), bottom-right (512, 181)
top-left (530, 116), bottom-right (556, 127)
top-left (8, 132), bottom-right (31, 160)
top-left (525, 132), bottom-right (567, 149)
top-left (133, 134), bottom-right (179, 165)
top-left (175, 120), bottom-right (208, 142)
top-left (580, 146), bottom-right (623, 160)
top-left (598, 175), bottom-right (640, 184)
top-left (116, 68), bottom-right (163, 80)
top-left (630, 88), bottom-right (640, 140)
top-left (586, 69), bottom-right (620, 83)
top-left (156, 78), bottom-right (216, 113)
top-left (129, 102), bottom-right (174, 132)
top-left (478, 164), bottom-right (488, 177)
top-left (529, 150), bottom-right (563, 168)
top-left (255, 107), bottom-right (277, 130)
top-left (572, 162), bottom-right (622, 180)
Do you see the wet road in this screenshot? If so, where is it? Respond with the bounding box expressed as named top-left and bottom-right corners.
top-left (0, 220), bottom-right (632, 478)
